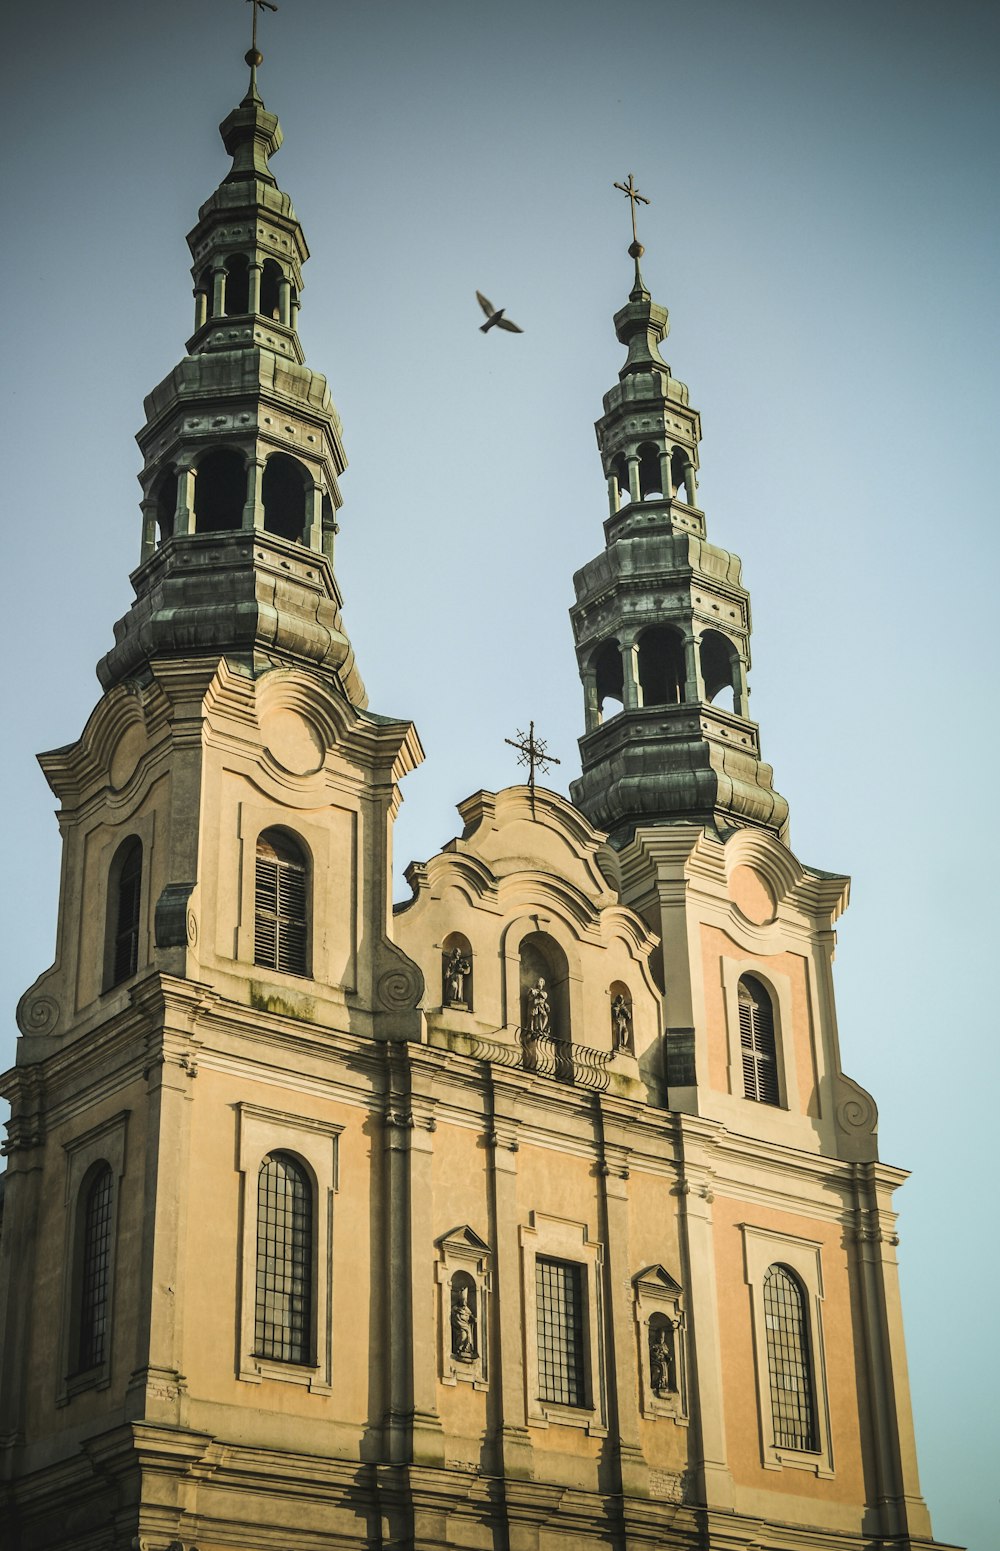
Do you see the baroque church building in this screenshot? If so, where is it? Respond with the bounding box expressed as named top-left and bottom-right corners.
top-left (0, 54), bottom-right (956, 1551)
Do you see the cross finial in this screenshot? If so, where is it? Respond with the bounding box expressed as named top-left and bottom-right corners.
top-left (505, 721), bottom-right (561, 818)
top-left (613, 172), bottom-right (650, 258)
top-left (245, 0), bottom-right (277, 71)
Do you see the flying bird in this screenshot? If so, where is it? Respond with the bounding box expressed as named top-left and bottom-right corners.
top-left (476, 291), bottom-right (523, 334)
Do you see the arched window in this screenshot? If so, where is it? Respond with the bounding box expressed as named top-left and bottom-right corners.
top-left (739, 975), bottom-right (779, 1105)
top-left (670, 446), bottom-right (689, 500)
top-left (262, 453), bottom-right (308, 543)
top-left (762, 1265), bottom-right (817, 1450)
top-left (224, 253), bottom-right (250, 315)
top-left (75, 1163), bottom-right (113, 1372)
top-left (255, 829), bottom-right (309, 977)
top-left (593, 639), bottom-right (624, 721)
top-left (255, 1152), bottom-right (313, 1365)
top-left (194, 448), bottom-right (245, 532)
top-left (106, 836), bottom-right (142, 989)
top-left (637, 626), bottom-right (686, 706)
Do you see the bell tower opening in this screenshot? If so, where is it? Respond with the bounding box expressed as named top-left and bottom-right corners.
top-left (262, 454), bottom-right (309, 542)
top-left (195, 449), bottom-right (245, 533)
top-left (637, 625), bottom-right (685, 706)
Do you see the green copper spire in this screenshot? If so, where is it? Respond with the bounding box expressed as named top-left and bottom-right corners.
top-left (97, 56), bottom-right (364, 707)
top-left (569, 215), bottom-right (788, 845)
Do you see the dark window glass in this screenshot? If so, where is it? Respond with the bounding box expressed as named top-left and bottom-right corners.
top-left (77, 1165), bottom-right (113, 1371)
top-left (255, 1152), bottom-right (313, 1364)
top-left (112, 838), bottom-right (142, 986)
top-left (536, 1256), bottom-right (586, 1407)
top-left (739, 976), bottom-right (779, 1105)
top-left (763, 1264), bottom-right (818, 1450)
top-left (255, 831), bottom-right (308, 977)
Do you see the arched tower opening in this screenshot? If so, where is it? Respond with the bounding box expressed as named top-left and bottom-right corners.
top-left (261, 259), bottom-right (283, 320)
top-left (152, 469), bottom-right (177, 545)
top-left (194, 448), bottom-right (245, 533)
top-left (637, 625), bottom-right (686, 706)
top-left (593, 639), bottom-right (624, 721)
top-left (262, 454), bottom-right (309, 542)
top-left (700, 629), bottom-right (738, 713)
top-left (637, 441), bottom-right (663, 499)
top-left (224, 254), bottom-right (250, 316)
top-left (670, 446), bottom-right (689, 500)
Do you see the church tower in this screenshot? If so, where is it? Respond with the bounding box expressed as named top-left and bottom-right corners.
top-left (0, 45), bottom-right (956, 1551)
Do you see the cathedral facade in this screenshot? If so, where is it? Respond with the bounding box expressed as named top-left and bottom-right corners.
top-left (0, 59), bottom-right (955, 1551)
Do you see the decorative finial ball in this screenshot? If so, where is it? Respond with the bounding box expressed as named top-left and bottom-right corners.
top-left (245, 47), bottom-right (264, 68)
top-left (628, 240), bottom-right (645, 260)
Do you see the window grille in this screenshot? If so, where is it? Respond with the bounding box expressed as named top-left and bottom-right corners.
top-left (255, 1152), bottom-right (313, 1364)
top-left (739, 976), bottom-right (779, 1105)
top-left (112, 838), bottom-right (142, 985)
top-left (254, 831), bottom-right (308, 977)
top-left (763, 1264), bottom-right (818, 1450)
top-left (77, 1165), bottom-right (113, 1371)
top-left (536, 1256), bottom-right (586, 1407)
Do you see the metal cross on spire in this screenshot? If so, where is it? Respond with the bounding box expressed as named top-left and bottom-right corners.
top-left (613, 172), bottom-right (650, 255)
top-left (246, 0), bottom-right (277, 65)
top-left (505, 721), bottom-right (561, 817)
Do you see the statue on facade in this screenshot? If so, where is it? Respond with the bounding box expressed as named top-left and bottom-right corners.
top-left (649, 1323), bottom-right (674, 1395)
top-left (451, 1282), bottom-right (477, 1361)
top-left (527, 977), bottom-right (551, 1037)
top-left (444, 946), bottom-right (471, 1005)
top-left (611, 992), bottom-right (632, 1051)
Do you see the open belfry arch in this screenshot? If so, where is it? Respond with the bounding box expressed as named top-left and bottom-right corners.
top-left (0, 28), bottom-right (957, 1551)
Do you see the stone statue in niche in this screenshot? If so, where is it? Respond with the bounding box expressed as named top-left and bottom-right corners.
top-left (611, 992), bottom-right (632, 1051)
top-left (649, 1321), bottom-right (675, 1396)
top-left (526, 977), bottom-right (551, 1036)
top-left (444, 946), bottom-right (471, 1005)
top-left (451, 1281), bottom-right (477, 1361)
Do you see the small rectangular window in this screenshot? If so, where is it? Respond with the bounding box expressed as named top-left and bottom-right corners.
top-left (536, 1256), bottom-right (587, 1407)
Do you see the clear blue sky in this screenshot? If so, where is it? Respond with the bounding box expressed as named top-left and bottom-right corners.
top-left (2, 2), bottom-right (997, 1544)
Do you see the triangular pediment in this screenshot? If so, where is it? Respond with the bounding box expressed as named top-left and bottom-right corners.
top-left (435, 1224), bottom-right (491, 1255)
top-left (633, 1264), bottom-right (682, 1297)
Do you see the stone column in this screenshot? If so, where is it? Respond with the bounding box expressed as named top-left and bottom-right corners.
top-left (244, 457), bottom-right (265, 531)
top-left (175, 464), bottom-right (196, 535)
top-left (248, 261), bottom-right (262, 316)
top-left (684, 460), bottom-right (698, 504)
top-left (684, 633), bottom-right (705, 704)
top-left (675, 1130), bottom-right (735, 1511)
top-left (291, 295), bottom-right (301, 332)
top-left (212, 264), bottom-right (227, 319)
top-left (140, 496), bottom-right (159, 563)
top-left (193, 287), bottom-right (208, 331)
top-left (278, 277), bottom-right (292, 326)
top-left (486, 1084), bottom-right (533, 1482)
top-left (627, 454), bottom-right (641, 505)
top-left (734, 656), bottom-right (750, 717)
top-left (582, 668), bottom-right (600, 732)
top-left (659, 446), bottom-right (673, 498)
top-left (597, 1120), bottom-right (647, 1503)
top-left (607, 474), bottom-right (620, 515)
top-left (621, 637), bottom-right (641, 708)
top-left (305, 483), bottom-right (323, 550)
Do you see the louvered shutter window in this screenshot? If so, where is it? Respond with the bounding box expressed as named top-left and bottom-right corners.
top-left (763, 1264), bottom-right (818, 1450)
top-left (255, 830), bottom-right (309, 977)
top-left (111, 838), bottom-right (142, 986)
top-left (739, 976), bottom-right (780, 1105)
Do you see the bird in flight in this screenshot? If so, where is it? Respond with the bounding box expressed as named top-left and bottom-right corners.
top-left (476, 291), bottom-right (523, 333)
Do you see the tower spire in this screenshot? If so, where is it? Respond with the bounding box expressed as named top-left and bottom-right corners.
top-left (569, 229), bottom-right (788, 845)
top-left (244, 0), bottom-right (277, 99)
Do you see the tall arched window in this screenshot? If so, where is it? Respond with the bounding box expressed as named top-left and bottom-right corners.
top-left (762, 1264), bottom-right (817, 1450)
top-left (262, 453), bottom-right (308, 542)
top-left (255, 829), bottom-right (309, 976)
top-left (739, 975), bottom-right (779, 1105)
top-left (255, 1152), bottom-right (313, 1365)
top-left (107, 836), bottom-right (142, 988)
top-left (76, 1163), bottom-right (113, 1372)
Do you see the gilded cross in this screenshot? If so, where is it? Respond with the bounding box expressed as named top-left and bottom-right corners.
top-left (505, 721), bottom-right (561, 816)
top-left (246, 0), bottom-right (278, 56)
top-left (613, 173), bottom-right (650, 248)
